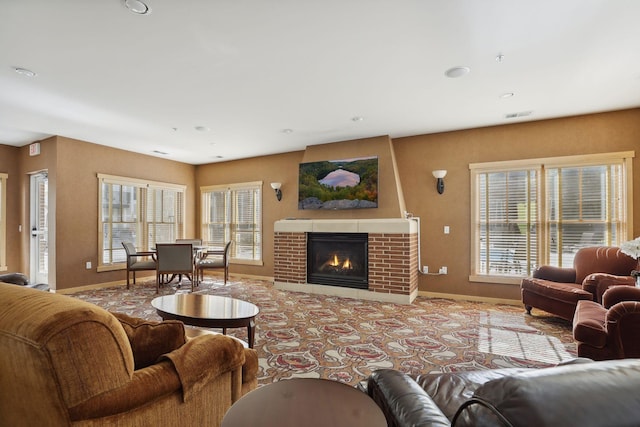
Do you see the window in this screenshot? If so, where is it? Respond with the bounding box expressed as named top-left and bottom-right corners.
top-left (0, 173), bottom-right (6, 271)
top-left (201, 181), bottom-right (262, 264)
top-left (470, 152), bottom-right (634, 284)
top-left (98, 174), bottom-right (185, 271)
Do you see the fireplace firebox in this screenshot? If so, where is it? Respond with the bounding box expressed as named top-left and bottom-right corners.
top-left (307, 232), bottom-right (368, 289)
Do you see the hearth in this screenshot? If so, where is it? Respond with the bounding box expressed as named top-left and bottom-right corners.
top-left (307, 232), bottom-right (368, 289)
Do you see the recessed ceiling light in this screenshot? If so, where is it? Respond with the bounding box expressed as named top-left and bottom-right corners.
top-left (444, 66), bottom-right (470, 78)
top-left (124, 0), bottom-right (151, 15)
top-left (495, 54), bottom-right (505, 63)
top-left (195, 126), bottom-right (210, 132)
top-left (351, 116), bottom-right (364, 122)
top-left (500, 92), bottom-right (515, 98)
top-left (14, 67), bottom-right (37, 77)
top-left (282, 128), bottom-right (293, 134)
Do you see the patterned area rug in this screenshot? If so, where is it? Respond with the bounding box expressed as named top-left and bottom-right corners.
top-left (70, 276), bottom-right (577, 386)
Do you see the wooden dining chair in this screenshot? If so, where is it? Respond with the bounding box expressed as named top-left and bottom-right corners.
top-left (155, 243), bottom-right (194, 293)
top-left (122, 242), bottom-right (157, 289)
top-left (196, 241), bottom-right (232, 285)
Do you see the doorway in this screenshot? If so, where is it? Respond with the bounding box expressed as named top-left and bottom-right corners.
top-left (30, 172), bottom-right (48, 284)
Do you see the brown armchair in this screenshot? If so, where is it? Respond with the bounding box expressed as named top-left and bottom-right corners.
top-left (521, 246), bottom-right (636, 321)
top-left (0, 283), bottom-right (258, 426)
top-left (573, 285), bottom-right (640, 360)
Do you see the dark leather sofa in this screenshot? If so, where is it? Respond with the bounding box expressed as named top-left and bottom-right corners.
top-left (366, 359), bottom-right (640, 427)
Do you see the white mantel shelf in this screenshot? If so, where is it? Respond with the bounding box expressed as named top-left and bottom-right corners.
top-left (274, 218), bottom-right (418, 234)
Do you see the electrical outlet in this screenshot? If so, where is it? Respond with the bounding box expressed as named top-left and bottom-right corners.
top-left (85, 261), bottom-right (92, 270)
top-left (444, 225), bottom-right (450, 234)
top-left (422, 265), bottom-right (429, 274)
top-left (439, 266), bottom-right (448, 274)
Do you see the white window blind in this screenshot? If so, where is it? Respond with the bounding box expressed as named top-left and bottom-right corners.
top-left (475, 168), bottom-right (539, 277)
top-left (98, 174), bottom-right (185, 269)
top-left (201, 181), bottom-right (262, 262)
top-left (470, 152), bottom-right (634, 282)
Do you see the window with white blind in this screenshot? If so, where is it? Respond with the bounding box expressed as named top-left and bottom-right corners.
top-left (98, 174), bottom-right (185, 271)
top-left (201, 181), bottom-right (262, 264)
top-left (470, 152), bottom-right (634, 284)
top-left (0, 173), bottom-right (7, 271)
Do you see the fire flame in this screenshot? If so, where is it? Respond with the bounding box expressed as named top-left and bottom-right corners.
top-left (328, 254), bottom-right (353, 269)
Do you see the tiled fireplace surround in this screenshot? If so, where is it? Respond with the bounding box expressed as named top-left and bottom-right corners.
top-left (274, 219), bottom-right (419, 304)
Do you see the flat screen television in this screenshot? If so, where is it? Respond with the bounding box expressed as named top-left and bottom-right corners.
top-left (298, 156), bottom-right (378, 210)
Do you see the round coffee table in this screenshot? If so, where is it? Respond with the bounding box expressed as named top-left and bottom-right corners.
top-left (151, 294), bottom-right (259, 348)
top-left (221, 378), bottom-right (387, 427)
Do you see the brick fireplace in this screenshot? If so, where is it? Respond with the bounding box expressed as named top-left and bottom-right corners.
top-left (274, 219), bottom-right (418, 304)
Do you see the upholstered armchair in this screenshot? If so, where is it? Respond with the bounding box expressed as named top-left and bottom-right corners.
top-left (197, 241), bottom-right (232, 285)
top-left (573, 285), bottom-right (640, 360)
top-left (0, 283), bottom-right (258, 426)
top-left (521, 246), bottom-right (636, 321)
top-left (122, 241), bottom-right (157, 289)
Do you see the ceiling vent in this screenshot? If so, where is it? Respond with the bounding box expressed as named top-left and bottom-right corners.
top-left (504, 111), bottom-right (533, 119)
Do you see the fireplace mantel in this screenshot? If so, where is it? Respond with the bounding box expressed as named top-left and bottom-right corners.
top-left (274, 218), bottom-right (417, 234)
top-left (274, 218), bottom-right (418, 304)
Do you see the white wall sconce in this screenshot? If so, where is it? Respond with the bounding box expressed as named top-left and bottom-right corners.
top-left (432, 170), bottom-right (447, 194)
top-left (270, 182), bottom-right (282, 201)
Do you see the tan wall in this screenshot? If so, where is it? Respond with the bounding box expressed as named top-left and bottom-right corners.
top-left (0, 144), bottom-right (22, 271)
top-left (195, 150), bottom-right (303, 277)
top-left (16, 137), bottom-right (195, 290)
top-left (4, 108), bottom-right (639, 296)
top-left (394, 108), bottom-right (640, 301)
top-left (195, 135), bottom-right (408, 278)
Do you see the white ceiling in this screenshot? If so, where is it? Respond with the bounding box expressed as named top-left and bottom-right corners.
top-left (1, 0), bottom-right (639, 165)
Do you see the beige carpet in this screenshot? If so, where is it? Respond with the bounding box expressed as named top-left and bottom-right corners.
top-left (70, 276), bottom-right (577, 386)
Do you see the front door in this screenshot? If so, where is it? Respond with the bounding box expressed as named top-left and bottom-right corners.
top-left (30, 172), bottom-right (48, 284)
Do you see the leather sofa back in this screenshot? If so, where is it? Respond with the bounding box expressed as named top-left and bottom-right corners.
top-left (455, 359), bottom-right (640, 426)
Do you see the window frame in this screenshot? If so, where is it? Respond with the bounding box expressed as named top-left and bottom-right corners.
top-left (97, 173), bottom-right (186, 272)
top-left (469, 151), bottom-right (635, 285)
top-left (0, 173), bottom-right (7, 271)
top-left (200, 181), bottom-right (263, 266)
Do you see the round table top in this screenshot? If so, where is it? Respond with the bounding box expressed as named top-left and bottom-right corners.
top-left (221, 378), bottom-right (387, 427)
top-left (151, 294), bottom-right (259, 321)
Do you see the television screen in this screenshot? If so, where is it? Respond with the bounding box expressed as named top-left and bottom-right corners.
top-left (298, 156), bottom-right (378, 210)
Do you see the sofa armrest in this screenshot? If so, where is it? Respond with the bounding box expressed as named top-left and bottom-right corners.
top-left (602, 285), bottom-right (640, 308)
top-left (241, 348), bottom-right (259, 395)
top-left (583, 273), bottom-right (636, 303)
top-left (367, 369), bottom-right (450, 427)
top-left (68, 360), bottom-right (182, 420)
top-left (161, 334), bottom-right (245, 402)
top-left (533, 265), bottom-right (576, 283)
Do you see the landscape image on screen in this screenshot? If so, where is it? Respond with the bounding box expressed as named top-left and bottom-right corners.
top-left (298, 156), bottom-right (378, 210)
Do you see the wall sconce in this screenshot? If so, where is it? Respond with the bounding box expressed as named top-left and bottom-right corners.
top-left (270, 182), bottom-right (282, 201)
top-left (432, 170), bottom-right (447, 194)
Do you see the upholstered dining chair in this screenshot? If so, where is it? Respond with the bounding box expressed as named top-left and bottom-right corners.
top-left (122, 242), bottom-right (157, 289)
top-left (196, 241), bottom-right (232, 285)
top-left (155, 243), bottom-right (195, 293)
top-left (176, 238), bottom-right (203, 246)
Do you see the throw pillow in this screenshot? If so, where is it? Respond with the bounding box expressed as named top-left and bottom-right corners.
top-left (111, 312), bottom-right (186, 370)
